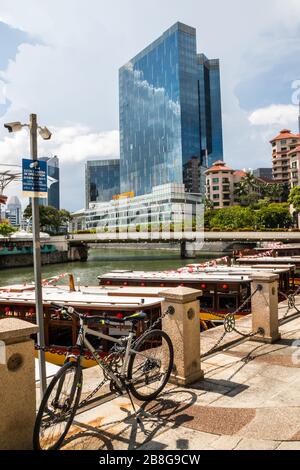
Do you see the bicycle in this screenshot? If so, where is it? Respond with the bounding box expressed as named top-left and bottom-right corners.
top-left (33, 302), bottom-right (174, 450)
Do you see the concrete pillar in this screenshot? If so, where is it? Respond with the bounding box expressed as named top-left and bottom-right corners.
top-left (0, 318), bottom-right (38, 450)
top-left (250, 273), bottom-right (281, 344)
top-left (68, 243), bottom-right (88, 261)
top-left (159, 286), bottom-right (203, 386)
top-left (180, 241), bottom-right (196, 259)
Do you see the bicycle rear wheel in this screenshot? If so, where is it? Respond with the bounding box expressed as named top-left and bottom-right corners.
top-left (33, 361), bottom-right (82, 450)
top-left (127, 329), bottom-right (173, 402)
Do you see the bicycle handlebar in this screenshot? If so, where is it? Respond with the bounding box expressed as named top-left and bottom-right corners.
top-left (50, 302), bottom-right (147, 324)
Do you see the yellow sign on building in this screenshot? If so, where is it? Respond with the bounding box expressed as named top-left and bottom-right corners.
top-left (112, 191), bottom-right (135, 200)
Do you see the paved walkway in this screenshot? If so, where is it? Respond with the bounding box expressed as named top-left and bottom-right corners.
top-left (57, 310), bottom-right (300, 451)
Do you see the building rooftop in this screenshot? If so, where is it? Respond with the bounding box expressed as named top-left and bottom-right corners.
top-left (233, 170), bottom-right (247, 177)
top-left (120, 22), bottom-right (196, 69)
top-left (206, 161), bottom-right (234, 173)
top-left (206, 162), bottom-right (247, 178)
top-left (270, 129), bottom-right (300, 142)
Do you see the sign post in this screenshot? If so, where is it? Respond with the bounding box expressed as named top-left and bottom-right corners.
top-left (22, 114), bottom-right (47, 397)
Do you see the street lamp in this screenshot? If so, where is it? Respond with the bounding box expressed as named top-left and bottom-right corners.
top-left (4, 114), bottom-right (52, 397)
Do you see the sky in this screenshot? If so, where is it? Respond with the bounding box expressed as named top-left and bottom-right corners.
top-left (0, 0), bottom-right (300, 211)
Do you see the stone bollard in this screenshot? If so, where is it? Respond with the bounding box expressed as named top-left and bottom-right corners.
top-left (159, 286), bottom-right (204, 386)
top-left (250, 273), bottom-right (281, 344)
top-left (0, 318), bottom-right (38, 450)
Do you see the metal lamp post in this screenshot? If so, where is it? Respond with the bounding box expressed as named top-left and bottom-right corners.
top-left (30, 114), bottom-right (47, 396)
top-left (4, 114), bottom-right (52, 398)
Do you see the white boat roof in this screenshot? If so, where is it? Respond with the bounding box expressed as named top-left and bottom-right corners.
top-left (99, 270), bottom-right (253, 283)
top-left (185, 265), bottom-right (293, 274)
top-left (238, 257), bottom-right (300, 263)
top-left (0, 285), bottom-right (163, 309)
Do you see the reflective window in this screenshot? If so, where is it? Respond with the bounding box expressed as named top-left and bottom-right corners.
top-left (85, 160), bottom-right (120, 207)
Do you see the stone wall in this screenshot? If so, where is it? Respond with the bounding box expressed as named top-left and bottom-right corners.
top-left (0, 251), bottom-right (69, 270)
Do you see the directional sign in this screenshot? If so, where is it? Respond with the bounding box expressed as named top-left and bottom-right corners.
top-left (22, 158), bottom-right (48, 198)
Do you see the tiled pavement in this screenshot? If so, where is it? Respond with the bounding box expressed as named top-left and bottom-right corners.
top-left (55, 310), bottom-right (300, 451)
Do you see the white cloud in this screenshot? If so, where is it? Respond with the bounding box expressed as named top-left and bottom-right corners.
top-left (0, 125), bottom-right (119, 210)
top-left (249, 104), bottom-right (298, 127)
top-left (0, 126), bottom-right (119, 165)
top-left (0, 80), bottom-right (7, 104)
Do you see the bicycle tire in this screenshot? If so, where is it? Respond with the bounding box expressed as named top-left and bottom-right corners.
top-left (127, 329), bottom-right (173, 402)
top-left (33, 361), bottom-right (82, 450)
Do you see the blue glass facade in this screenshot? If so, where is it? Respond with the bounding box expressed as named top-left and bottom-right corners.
top-left (119, 22), bottom-right (223, 196)
top-left (85, 159), bottom-right (120, 208)
top-left (198, 54), bottom-right (223, 168)
top-left (207, 59), bottom-right (223, 167)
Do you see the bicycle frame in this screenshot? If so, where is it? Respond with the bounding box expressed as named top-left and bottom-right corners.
top-left (73, 316), bottom-right (136, 390)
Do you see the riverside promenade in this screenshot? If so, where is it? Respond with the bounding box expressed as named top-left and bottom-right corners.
top-left (53, 297), bottom-right (300, 451)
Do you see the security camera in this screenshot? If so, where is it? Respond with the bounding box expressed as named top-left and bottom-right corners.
top-left (29, 162), bottom-right (39, 169)
top-left (38, 126), bottom-right (52, 140)
top-left (3, 121), bottom-right (23, 133)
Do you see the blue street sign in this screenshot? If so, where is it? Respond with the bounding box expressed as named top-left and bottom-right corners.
top-left (22, 158), bottom-right (48, 198)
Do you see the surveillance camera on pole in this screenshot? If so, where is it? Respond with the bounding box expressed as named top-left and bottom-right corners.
top-left (3, 122), bottom-right (25, 133)
top-left (38, 126), bottom-right (52, 141)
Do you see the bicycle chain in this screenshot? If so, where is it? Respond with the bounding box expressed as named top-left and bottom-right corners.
top-left (279, 285), bottom-right (300, 322)
top-left (200, 287), bottom-right (262, 357)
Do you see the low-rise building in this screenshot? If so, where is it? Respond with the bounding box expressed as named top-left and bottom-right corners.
top-left (71, 183), bottom-right (203, 234)
top-left (205, 161), bottom-right (246, 208)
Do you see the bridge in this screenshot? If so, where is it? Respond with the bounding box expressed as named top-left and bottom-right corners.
top-left (2, 231), bottom-right (299, 262)
top-left (48, 231), bottom-right (300, 259)
top-left (50, 230), bottom-right (300, 243)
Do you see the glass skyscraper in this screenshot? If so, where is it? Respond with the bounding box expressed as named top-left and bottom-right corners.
top-left (119, 22), bottom-right (223, 197)
top-left (36, 156), bottom-right (60, 209)
top-left (198, 55), bottom-right (223, 167)
top-left (85, 159), bottom-right (120, 208)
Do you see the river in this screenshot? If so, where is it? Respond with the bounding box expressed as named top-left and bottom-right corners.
top-left (0, 248), bottom-right (212, 287)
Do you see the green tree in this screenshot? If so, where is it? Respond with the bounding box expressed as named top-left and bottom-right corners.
top-left (262, 182), bottom-right (289, 202)
top-left (206, 206), bottom-right (256, 230)
top-left (204, 197), bottom-right (214, 211)
top-left (0, 221), bottom-right (17, 236)
top-left (205, 203), bottom-right (292, 231)
top-left (23, 205), bottom-right (71, 234)
top-left (288, 186), bottom-right (300, 212)
top-left (256, 203), bottom-right (292, 229)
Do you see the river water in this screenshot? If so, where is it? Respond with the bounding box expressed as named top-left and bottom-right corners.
top-left (0, 248), bottom-right (212, 287)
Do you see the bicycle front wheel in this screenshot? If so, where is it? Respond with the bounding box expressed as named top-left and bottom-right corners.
top-left (127, 329), bottom-right (174, 402)
top-left (33, 361), bottom-right (82, 450)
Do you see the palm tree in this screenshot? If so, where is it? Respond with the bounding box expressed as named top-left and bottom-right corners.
top-left (234, 172), bottom-right (262, 206)
top-left (204, 197), bottom-right (214, 211)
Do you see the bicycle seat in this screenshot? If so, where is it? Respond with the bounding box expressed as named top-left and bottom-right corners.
top-left (126, 311), bottom-right (147, 322)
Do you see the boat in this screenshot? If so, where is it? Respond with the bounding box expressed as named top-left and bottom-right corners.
top-left (98, 264), bottom-right (295, 321)
top-left (0, 260), bottom-right (296, 367)
top-left (0, 283), bottom-right (164, 367)
top-left (236, 256), bottom-right (300, 271)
